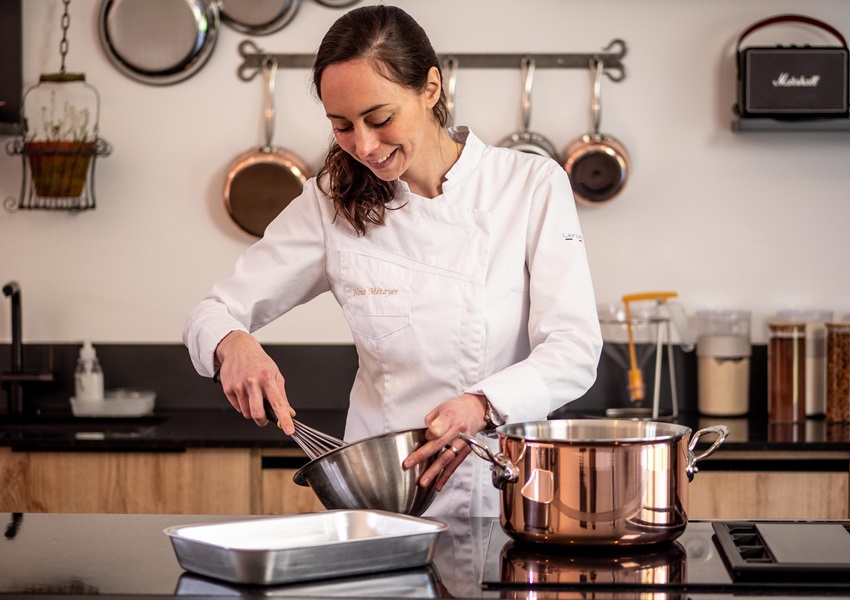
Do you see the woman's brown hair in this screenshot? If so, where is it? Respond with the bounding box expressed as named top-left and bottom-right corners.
top-left (312, 5), bottom-right (449, 235)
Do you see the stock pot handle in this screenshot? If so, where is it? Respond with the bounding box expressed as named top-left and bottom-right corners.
top-left (686, 425), bottom-right (730, 481)
top-left (457, 433), bottom-right (520, 489)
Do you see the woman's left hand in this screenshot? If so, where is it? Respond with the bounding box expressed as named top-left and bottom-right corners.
top-left (403, 392), bottom-right (488, 491)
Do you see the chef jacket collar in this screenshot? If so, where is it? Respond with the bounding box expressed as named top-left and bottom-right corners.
top-left (393, 126), bottom-right (483, 197)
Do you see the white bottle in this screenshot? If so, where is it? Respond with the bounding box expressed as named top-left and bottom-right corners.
top-left (75, 340), bottom-right (105, 404)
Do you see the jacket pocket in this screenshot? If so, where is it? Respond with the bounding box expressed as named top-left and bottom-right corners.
top-left (340, 252), bottom-right (412, 339)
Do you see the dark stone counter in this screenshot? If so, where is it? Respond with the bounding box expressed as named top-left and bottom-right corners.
top-left (3, 512), bottom-right (850, 598)
top-left (0, 408), bottom-right (347, 452)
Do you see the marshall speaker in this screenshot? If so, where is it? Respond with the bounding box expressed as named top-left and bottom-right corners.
top-left (736, 14), bottom-right (849, 119)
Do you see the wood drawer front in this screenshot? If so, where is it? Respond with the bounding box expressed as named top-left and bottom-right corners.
top-left (0, 448), bottom-right (253, 514)
top-left (689, 470), bottom-right (849, 520)
top-left (261, 469), bottom-right (325, 515)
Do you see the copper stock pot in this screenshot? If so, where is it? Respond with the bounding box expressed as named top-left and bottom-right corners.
top-left (461, 419), bottom-right (728, 546)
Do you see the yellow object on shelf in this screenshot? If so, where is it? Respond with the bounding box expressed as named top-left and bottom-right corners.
top-left (621, 292), bottom-right (678, 403)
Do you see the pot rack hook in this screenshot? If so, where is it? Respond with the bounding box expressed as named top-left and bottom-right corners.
top-left (520, 55), bottom-right (535, 133)
top-left (590, 56), bottom-right (603, 134)
top-left (442, 55), bottom-right (458, 123)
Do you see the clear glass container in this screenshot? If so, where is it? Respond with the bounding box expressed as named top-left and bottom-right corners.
top-left (826, 323), bottom-right (850, 423)
top-left (767, 322), bottom-right (806, 423)
top-left (777, 309), bottom-right (833, 416)
top-left (696, 310), bottom-right (751, 416)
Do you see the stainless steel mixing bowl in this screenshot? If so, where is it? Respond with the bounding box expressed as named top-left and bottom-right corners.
top-left (292, 428), bottom-right (439, 517)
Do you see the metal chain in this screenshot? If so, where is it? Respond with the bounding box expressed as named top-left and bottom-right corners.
top-left (59, 0), bottom-right (71, 74)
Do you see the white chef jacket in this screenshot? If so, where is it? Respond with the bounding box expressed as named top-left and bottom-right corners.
top-left (183, 127), bottom-right (602, 518)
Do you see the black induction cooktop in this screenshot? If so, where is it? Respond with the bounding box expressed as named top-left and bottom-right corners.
top-left (481, 520), bottom-right (850, 592)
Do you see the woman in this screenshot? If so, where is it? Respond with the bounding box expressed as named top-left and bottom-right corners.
top-left (183, 5), bottom-right (602, 517)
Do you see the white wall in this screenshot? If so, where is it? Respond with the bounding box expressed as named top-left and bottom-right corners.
top-left (1, 0), bottom-right (848, 346)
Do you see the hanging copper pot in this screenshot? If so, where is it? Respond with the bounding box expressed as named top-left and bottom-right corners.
top-left (563, 58), bottom-right (631, 205)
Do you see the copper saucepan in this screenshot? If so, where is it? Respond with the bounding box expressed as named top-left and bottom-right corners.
top-left (461, 419), bottom-right (728, 546)
top-left (563, 58), bottom-right (631, 205)
top-left (223, 56), bottom-right (313, 237)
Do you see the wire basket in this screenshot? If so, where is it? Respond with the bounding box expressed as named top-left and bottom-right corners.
top-left (5, 135), bottom-right (111, 211)
top-left (4, 67), bottom-right (112, 212)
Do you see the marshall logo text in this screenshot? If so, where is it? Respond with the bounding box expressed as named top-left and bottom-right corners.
top-left (772, 73), bottom-right (821, 87)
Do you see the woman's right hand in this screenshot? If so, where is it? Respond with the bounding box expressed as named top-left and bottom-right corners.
top-left (214, 330), bottom-right (296, 434)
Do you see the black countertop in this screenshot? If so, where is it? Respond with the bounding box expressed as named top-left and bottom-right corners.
top-left (2, 408), bottom-right (850, 455)
top-left (0, 409), bottom-right (348, 452)
top-left (3, 512), bottom-right (850, 598)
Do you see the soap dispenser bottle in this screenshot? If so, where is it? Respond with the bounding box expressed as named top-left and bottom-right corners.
top-left (75, 340), bottom-right (104, 404)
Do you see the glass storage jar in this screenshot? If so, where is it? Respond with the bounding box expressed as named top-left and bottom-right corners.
top-left (696, 310), bottom-right (751, 416)
top-left (826, 323), bottom-right (850, 423)
top-left (777, 309), bottom-right (833, 416)
top-left (767, 322), bottom-right (806, 423)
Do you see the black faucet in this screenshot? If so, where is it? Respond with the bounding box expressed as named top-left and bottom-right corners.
top-left (2, 281), bottom-right (23, 414)
top-left (1, 281), bottom-right (53, 416)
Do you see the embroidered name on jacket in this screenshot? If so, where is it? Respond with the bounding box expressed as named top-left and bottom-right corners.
top-left (353, 287), bottom-right (400, 297)
top-left (563, 233), bottom-right (584, 243)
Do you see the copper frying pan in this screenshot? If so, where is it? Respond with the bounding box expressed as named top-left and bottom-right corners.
top-left (563, 58), bottom-right (630, 205)
top-left (223, 56), bottom-right (313, 237)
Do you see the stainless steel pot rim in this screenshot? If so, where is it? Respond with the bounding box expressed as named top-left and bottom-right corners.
top-left (218, 0), bottom-right (302, 36)
top-left (499, 132), bottom-right (559, 160)
top-left (495, 419), bottom-right (692, 443)
top-left (292, 427), bottom-right (426, 485)
top-left (313, 0), bottom-right (361, 6)
top-left (99, 0), bottom-right (220, 86)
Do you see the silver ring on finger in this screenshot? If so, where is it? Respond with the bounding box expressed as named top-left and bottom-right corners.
top-left (444, 444), bottom-right (460, 458)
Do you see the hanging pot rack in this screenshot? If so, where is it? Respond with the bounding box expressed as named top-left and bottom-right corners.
top-left (235, 38), bottom-right (628, 82)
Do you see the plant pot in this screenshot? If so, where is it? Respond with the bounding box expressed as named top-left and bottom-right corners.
top-left (25, 141), bottom-right (96, 198)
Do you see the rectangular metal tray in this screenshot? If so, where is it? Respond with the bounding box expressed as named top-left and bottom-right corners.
top-left (164, 510), bottom-right (447, 586)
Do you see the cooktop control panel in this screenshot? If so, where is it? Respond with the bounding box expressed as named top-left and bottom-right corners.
top-left (713, 521), bottom-right (850, 582)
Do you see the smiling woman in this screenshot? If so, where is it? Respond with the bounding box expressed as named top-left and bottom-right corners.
top-left (183, 4), bottom-right (602, 521)
top-left (318, 57), bottom-right (455, 199)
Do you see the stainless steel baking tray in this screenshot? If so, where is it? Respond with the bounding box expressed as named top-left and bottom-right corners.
top-left (164, 510), bottom-right (447, 585)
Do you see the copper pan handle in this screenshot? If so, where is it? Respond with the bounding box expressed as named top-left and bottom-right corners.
top-left (686, 425), bottom-right (730, 481)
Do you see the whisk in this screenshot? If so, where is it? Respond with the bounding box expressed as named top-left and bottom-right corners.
top-left (211, 371), bottom-right (346, 460)
top-left (263, 402), bottom-right (346, 460)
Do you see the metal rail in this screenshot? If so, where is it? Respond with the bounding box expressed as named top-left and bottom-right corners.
top-left (236, 38), bottom-right (628, 82)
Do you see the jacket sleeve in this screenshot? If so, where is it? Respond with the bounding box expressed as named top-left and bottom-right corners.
top-left (182, 183), bottom-right (331, 377)
top-left (467, 160), bottom-right (603, 422)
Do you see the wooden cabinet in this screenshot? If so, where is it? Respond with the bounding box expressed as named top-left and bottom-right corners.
top-left (0, 447), bottom-right (258, 514)
top-left (5, 445), bottom-right (846, 519)
top-left (688, 451), bottom-right (850, 520)
top-left (258, 448), bottom-right (325, 515)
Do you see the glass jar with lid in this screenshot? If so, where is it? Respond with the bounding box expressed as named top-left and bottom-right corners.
top-left (696, 310), bottom-right (751, 416)
top-left (777, 309), bottom-right (833, 416)
top-left (767, 322), bottom-right (806, 423)
top-left (826, 323), bottom-right (850, 423)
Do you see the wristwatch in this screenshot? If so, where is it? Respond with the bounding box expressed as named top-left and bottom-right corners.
top-left (481, 398), bottom-right (505, 435)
